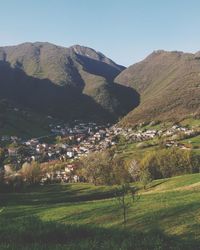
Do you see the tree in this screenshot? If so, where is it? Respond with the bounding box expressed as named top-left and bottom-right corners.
top-left (8, 174), bottom-right (23, 192)
top-left (79, 150), bottom-right (131, 185)
top-left (140, 168), bottom-right (152, 189)
top-left (191, 154), bottom-right (200, 173)
top-left (128, 159), bottom-right (141, 181)
top-left (17, 145), bottom-right (30, 158)
top-left (140, 148), bottom-right (195, 181)
top-left (20, 161), bottom-right (42, 185)
top-left (116, 134), bottom-right (127, 144)
top-left (0, 148), bottom-right (6, 167)
top-left (140, 151), bottom-right (161, 180)
top-left (79, 151), bottom-right (112, 185)
top-left (0, 168), bottom-right (4, 187)
top-left (156, 148), bottom-right (192, 177)
top-left (112, 156), bottom-right (131, 184)
top-left (115, 183), bottom-right (138, 226)
top-left (3, 165), bottom-right (23, 191)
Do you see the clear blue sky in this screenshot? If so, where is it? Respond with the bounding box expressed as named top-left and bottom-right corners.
top-left (1, 0), bottom-right (200, 66)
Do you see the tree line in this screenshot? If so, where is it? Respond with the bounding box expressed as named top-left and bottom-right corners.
top-left (1, 146), bottom-right (200, 191)
top-left (77, 147), bottom-right (200, 187)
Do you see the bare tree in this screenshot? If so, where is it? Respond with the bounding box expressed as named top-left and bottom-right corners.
top-left (128, 159), bottom-right (141, 181)
top-left (20, 161), bottom-right (42, 185)
top-left (115, 183), bottom-right (138, 226)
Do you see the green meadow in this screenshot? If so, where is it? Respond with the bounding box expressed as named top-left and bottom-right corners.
top-left (1, 173), bottom-right (200, 249)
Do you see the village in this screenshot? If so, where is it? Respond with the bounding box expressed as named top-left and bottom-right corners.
top-left (1, 120), bottom-right (199, 184)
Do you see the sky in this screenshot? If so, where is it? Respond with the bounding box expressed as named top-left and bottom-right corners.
top-left (0, 0), bottom-right (200, 66)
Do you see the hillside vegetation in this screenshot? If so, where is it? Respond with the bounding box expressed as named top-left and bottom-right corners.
top-left (0, 100), bottom-right (52, 139)
top-left (1, 173), bottom-right (200, 249)
top-left (115, 50), bottom-right (200, 126)
top-left (0, 43), bottom-right (139, 123)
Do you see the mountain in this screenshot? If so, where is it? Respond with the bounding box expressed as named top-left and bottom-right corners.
top-left (0, 99), bottom-right (52, 138)
top-left (0, 42), bottom-right (139, 123)
top-left (115, 50), bottom-right (200, 126)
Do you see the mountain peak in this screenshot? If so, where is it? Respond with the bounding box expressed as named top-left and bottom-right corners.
top-left (0, 42), bottom-right (137, 123)
top-left (115, 50), bottom-right (200, 126)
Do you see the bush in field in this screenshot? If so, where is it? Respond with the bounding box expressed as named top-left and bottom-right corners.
top-left (79, 147), bottom-right (200, 186)
top-left (157, 148), bottom-right (192, 177)
top-left (115, 134), bottom-right (127, 144)
top-left (20, 161), bottom-right (42, 185)
top-left (140, 168), bottom-right (152, 189)
top-left (79, 150), bottom-right (131, 185)
top-left (5, 173), bottom-right (23, 191)
top-left (2, 165), bottom-right (23, 191)
top-left (0, 168), bottom-right (4, 187)
top-left (79, 151), bottom-right (113, 185)
top-left (190, 154), bottom-right (200, 173)
top-left (140, 148), bottom-right (197, 181)
top-left (112, 156), bottom-right (132, 184)
top-left (127, 159), bottom-right (141, 181)
top-left (0, 148), bottom-right (6, 168)
top-left (140, 151), bottom-right (162, 180)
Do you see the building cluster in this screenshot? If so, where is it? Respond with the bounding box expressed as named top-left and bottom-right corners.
top-left (114, 124), bottom-right (195, 143)
top-left (0, 121), bottom-right (114, 168)
top-left (40, 164), bottom-right (81, 184)
top-left (1, 120), bottom-right (198, 173)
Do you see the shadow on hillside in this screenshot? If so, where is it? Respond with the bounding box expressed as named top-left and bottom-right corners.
top-left (109, 82), bottom-right (140, 116)
top-left (0, 61), bottom-right (140, 123)
top-left (0, 184), bottom-right (116, 206)
top-left (0, 215), bottom-right (199, 249)
top-left (147, 180), bottom-right (168, 190)
top-left (75, 54), bottom-right (141, 116)
top-left (0, 61), bottom-right (112, 122)
top-left (76, 54), bottom-right (125, 81)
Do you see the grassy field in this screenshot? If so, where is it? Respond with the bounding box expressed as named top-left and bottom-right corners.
top-left (180, 118), bottom-right (200, 129)
top-left (115, 138), bottom-right (159, 161)
top-left (181, 135), bottom-right (200, 148)
top-left (1, 174), bottom-right (200, 249)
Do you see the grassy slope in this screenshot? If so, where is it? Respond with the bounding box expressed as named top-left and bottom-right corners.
top-left (0, 106), bottom-right (52, 139)
top-left (115, 51), bottom-right (200, 126)
top-left (180, 118), bottom-right (200, 128)
top-left (116, 135), bottom-right (200, 161)
top-left (117, 118), bottom-right (200, 160)
top-left (1, 174), bottom-right (200, 249)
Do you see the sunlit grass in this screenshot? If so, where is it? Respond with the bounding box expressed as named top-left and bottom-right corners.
top-left (1, 173), bottom-right (200, 249)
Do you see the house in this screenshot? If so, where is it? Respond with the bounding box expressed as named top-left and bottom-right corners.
top-left (4, 165), bottom-right (13, 174)
top-left (8, 148), bottom-right (18, 157)
top-left (65, 164), bottom-right (75, 173)
top-left (1, 135), bottom-right (10, 142)
top-left (66, 151), bottom-right (74, 158)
